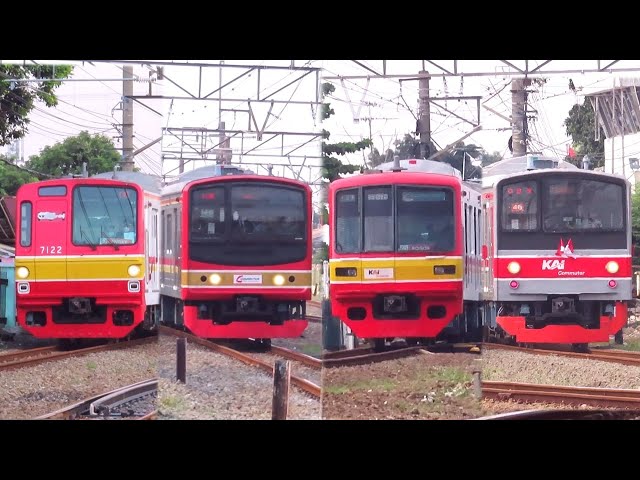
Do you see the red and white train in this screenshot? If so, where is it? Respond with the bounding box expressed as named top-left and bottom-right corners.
top-left (481, 155), bottom-right (631, 348)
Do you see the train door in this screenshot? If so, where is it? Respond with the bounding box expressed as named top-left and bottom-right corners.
top-left (145, 205), bottom-right (160, 306)
top-left (34, 187), bottom-right (70, 281)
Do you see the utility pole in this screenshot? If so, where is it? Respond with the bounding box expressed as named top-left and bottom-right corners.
top-left (121, 66), bottom-right (135, 172)
top-left (511, 78), bottom-right (530, 157)
top-left (216, 121), bottom-right (230, 165)
top-left (418, 71), bottom-right (431, 159)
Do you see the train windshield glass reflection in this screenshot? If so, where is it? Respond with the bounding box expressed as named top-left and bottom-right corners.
top-left (72, 186), bottom-right (137, 246)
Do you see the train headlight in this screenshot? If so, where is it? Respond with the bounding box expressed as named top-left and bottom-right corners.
top-left (507, 261), bottom-right (521, 275)
top-left (605, 261), bottom-right (619, 274)
top-left (128, 265), bottom-right (141, 277)
top-left (16, 267), bottom-right (30, 279)
top-left (273, 274), bottom-right (285, 286)
top-left (209, 274), bottom-right (222, 285)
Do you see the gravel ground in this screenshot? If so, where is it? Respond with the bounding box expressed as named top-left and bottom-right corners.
top-left (0, 342), bottom-right (158, 419)
top-left (271, 302), bottom-right (322, 358)
top-left (482, 349), bottom-right (640, 389)
top-left (322, 352), bottom-right (484, 420)
top-left (157, 334), bottom-right (320, 420)
top-left (244, 351), bottom-right (320, 385)
top-left (0, 330), bottom-right (56, 354)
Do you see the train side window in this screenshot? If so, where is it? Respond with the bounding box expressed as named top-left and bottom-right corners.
top-left (166, 213), bottom-right (173, 254)
top-left (20, 201), bottom-right (32, 247)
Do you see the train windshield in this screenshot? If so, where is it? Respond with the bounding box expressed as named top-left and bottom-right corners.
top-left (190, 184), bottom-right (305, 243)
top-left (542, 179), bottom-right (624, 232)
top-left (334, 185), bottom-right (455, 253)
top-left (500, 178), bottom-right (625, 233)
top-left (72, 186), bottom-right (137, 246)
top-left (396, 187), bottom-right (454, 252)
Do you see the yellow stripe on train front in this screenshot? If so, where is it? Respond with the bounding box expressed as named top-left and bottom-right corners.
top-left (329, 257), bottom-right (463, 282)
top-left (15, 256), bottom-right (145, 281)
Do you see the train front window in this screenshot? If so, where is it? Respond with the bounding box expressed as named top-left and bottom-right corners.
top-left (335, 189), bottom-right (360, 253)
top-left (397, 187), bottom-right (454, 252)
top-left (542, 179), bottom-right (624, 232)
top-left (72, 186), bottom-right (137, 247)
top-left (501, 181), bottom-right (539, 232)
top-left (363, 186), bottom-right (393, 252)
top-left (190, 187), bottom-right (226, 241)
top-left (230, 185), bottom-right (305, 242)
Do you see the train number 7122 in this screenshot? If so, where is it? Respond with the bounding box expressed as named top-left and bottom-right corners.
top-left (40, 246), bottom-right (62, 254)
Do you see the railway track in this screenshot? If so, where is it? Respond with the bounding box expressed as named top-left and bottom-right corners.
top-left (483, 342), bottom-right (640, 367)
top-left (482, 380), bottom-right (640, 409)
top-left (35, 379), bottom-right (158, 420)
top-left (323, 346), bottom-right (424, 368)
top-left (160, 325), bottom-right (321, 398)
top-left (0, 337), bottom-right (156, 372)
top-left (475, 408), bottom-right (640, 420)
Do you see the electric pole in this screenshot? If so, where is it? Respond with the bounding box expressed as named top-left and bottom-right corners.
top-left (418, 71), bottom-right (431, 159)
top-left (121, 66), bottom-right (135, 171)
top-left (511, 78), bottom-right (530, 157)
top-left (216, 121), bottom-right (230, 165)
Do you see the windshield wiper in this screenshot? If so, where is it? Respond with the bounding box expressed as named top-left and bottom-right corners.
top-left (80, 228), bottom-right (97, 251)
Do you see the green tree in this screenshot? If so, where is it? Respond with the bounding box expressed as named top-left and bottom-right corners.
top-left (321, 83), bottom-right (371, 182)
top-left (26, 131), bottom-right (122, 177)
top-left (368, 133), bottom-right (438, 167)
top-left (563, 99), bottom-right (605, 169)
top-left (480, 150), bottom-right (503, 166)
top-left (0, 156), bottom-right (37, 195)
top-left (0, 64), bottom-right (73, 146)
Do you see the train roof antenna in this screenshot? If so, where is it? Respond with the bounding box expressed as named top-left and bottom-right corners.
top-left (391, 155), bottom-right (406, 172)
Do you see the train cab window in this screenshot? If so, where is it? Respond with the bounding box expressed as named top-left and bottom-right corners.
top-left (397, 187), bottom-right (454, 252)
top-left (190, 187), bottom-right (226, 241)
top-left (335, 189), bottom-right (360, 253)
top-left (542, 179), bottom-right (624, 232)
top-left (20, 201), bottom-right (32, 247)
top-left (363, 186), bottom-right (393, 252)
top-left (501, 181), bottom-right (538, 231)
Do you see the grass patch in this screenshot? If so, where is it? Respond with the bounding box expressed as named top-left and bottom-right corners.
top-left (324, 385), bottom-right (351, 395)
top-left (325, 377), bottom-right (397, 395)
top-left (160, 395), bottom-right (185, 410)
top-left (302, 343), bottom-right (322, 356)
top-left (618, 339), bottom-right (640, 351)
top-left (86, 360), bottom-right (97, 371)
top-left (433, 366), bottom-right (469, 384)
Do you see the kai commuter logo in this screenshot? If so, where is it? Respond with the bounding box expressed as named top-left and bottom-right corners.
top-left (542, 238), bottom-right (577, 271)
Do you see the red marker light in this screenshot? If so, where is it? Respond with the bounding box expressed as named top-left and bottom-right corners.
top-left (507, 188), bottom-right (514, 195)
top-left (200, 193), bottom-right (216, 200)
top-left (509, 280), bottom-right (519, 289)
top-left (608, 280), bottom-right (617, 288)
top-left (526, 187), bottom-right (533, 194)
top-left (409, 159), bottom-right (417, 164)
top-left (516, 188), bottom-right (522, 194)
top-left (242, 194), bottom-right (256, 200)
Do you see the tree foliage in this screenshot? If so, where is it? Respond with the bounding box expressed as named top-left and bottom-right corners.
top-left (0, 64), bottom-right (74, 146)
top-left (321, 83), bottom-right (372, 182)
top-left (0, 155), bottom-right (37, 196)
top-left (563, 99), bottom-right (605, 169)
top-left (26, 131), bottom-right (122, 177)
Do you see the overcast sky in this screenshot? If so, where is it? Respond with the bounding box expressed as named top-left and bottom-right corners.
top-left (4, 60), bottom-right (640, 203)
top-left (317, 60), bottom-right (636, 167)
